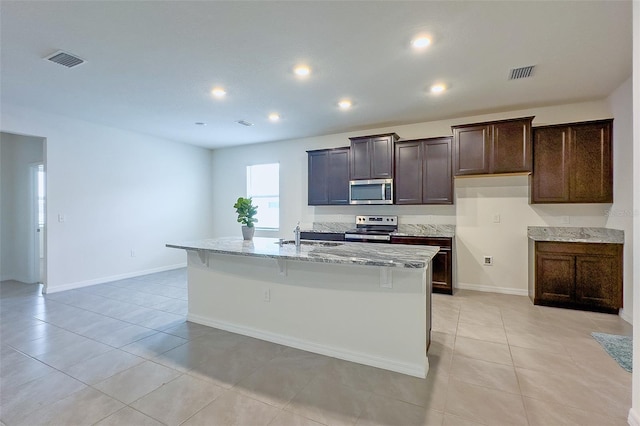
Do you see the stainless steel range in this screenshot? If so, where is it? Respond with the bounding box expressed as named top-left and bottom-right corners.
top-left (344, 215), bottom-right (398, 242)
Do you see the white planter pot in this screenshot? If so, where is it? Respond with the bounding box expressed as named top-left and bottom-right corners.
top-left (242, 226), bottom-right (255, 240)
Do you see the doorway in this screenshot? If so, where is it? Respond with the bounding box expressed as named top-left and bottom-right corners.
top-left (0, 132), bottom-right (46, 287)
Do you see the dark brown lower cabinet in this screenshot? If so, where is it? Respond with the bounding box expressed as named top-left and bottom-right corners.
top-left (531, 241), bottom-right (622, 313)
top-left (390, 236), bottom-right (453, 295)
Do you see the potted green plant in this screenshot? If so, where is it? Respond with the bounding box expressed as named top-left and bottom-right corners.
top-left (233, 197), bottom-right (258, 240)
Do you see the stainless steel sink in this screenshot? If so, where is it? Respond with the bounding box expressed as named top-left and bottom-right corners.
top-left (277, 240), bottom-right (343, 247)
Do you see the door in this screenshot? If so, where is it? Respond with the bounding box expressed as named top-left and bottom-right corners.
top-left (327, 148), bottom-right (350, 204)
top-left (575, 254), bottom-right (620, 309)
top-left (394, 141), bottom-right (422, 204)
top-left (350, 139), bottom-right (370, 180)
top-left (307, 150), bottom-right (329, 205)
top-left (570, 121), bottom-right (613, 203)
top-left (423, 137), bottom-right (453, 204)
top-left (492, 120), bottom-right (531, 173)
top-left (536, 252), bottom-right (574, 303)
top-left (453, 125), bottom-right (490, 175)
top-left (370, 136), bottom-right (393, 178)
top-left (30, 163), bottom-right (45, 283)
top-left (531, 127), bottom-right (570, 203)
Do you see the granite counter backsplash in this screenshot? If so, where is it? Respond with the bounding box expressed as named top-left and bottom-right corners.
top-left (308, 222), bottom-right (455, 238)
top-left (527, 226), bottom-right (624, 244)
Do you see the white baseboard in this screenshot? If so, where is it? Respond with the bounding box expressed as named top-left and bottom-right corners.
top-left (628, 407), bottom-right (640, 426)
top-left (44, 263), bottom-right (186, 294)
top-left (187, 313), bottom-right (428, 379)
top-left (456, 282), bottom-right (529, 296)
top-left (619, 308), bottom-right (633, 325)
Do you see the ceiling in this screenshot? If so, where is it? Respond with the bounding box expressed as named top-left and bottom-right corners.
top-left (0, 1), bottom-right (632, 149)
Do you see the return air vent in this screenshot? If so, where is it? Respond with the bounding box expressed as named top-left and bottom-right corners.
top-left (508, 65), bottom-right (535, 80)
top-left (43, 50), bottom-right (85, 68)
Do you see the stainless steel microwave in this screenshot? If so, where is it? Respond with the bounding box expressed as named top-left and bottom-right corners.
top-left (349, 179), bottom-right (393, 205)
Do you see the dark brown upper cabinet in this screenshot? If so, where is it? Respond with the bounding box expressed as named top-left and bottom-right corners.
top-left (452, 117), bottom-right (533, 176)
top-left (395, 137), bottom-right (453, 204)
top-left (531, 119), bottom-right (613, 204)
top-left (307, 147), bottom-right (350, 205)
top-left (349, 133), bottom-right (399, 180)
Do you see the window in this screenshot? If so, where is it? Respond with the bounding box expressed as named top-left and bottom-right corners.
top-left (247, 163), bottom-right (279, 230)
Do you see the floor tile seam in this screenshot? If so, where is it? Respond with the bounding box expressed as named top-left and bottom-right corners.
top-left (447, 367), bottom-right (522, 397)
top-left (447, 375), bottom-right (524, 398)
top-left (512, 365), bottom-right (629, 410)
top-left (124, 373), bottom-right (193, 424)
top-left (520, 393), bottom-right (631, 422)
top-left (3, 372), bottom-right (91, 423)
top-left (451, 351), bottom-right (515, 369)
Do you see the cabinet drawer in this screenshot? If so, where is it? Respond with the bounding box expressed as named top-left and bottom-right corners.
top-left (536, 241), bottom-right (620, 256)
top-left (390, 236), bottom-right (452, 249)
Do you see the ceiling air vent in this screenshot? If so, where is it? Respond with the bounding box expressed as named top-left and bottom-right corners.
top-left (236, 120), bottom-right (254, 127)
top-left (43, 50), bottom-right (85, 68)
top-left (508, 65), bottom-right (535, 80)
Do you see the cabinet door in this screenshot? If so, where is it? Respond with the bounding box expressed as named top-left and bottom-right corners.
top-left (370, 136), bottom-right (393, 179)
top-left (431, 250), bottom-right (452, 294)
top-left (492, 119), bottom-right (532, 173)
top-left (453, 125), bottom-right (490, 175)
top-left (575, 254), bottom-right (621, 309)
top-left (350, 139), bottom-right (370, 180)
top-left (423, 137), bottom-right (453, 204)
top-left (327, 148), bottom-right (350, 204)
top-left (535, 252), bottom-right (574, 303)
top-left (531, 127), bottom-right (570, 203)
top-left (394, 141), bottom-right (422, 204)
top-left (570, 121), bottom-right (613, 203)
top-left (308, 150), bottom-right (329, 205)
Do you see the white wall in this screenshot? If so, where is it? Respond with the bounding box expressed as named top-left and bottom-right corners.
top-left (0, 104), bottom-right (213, 292)
top-left (211, 99), bottom-right (633, 301)
top-left (0, 132), bottom-right (44, 282)
top-left (605, 77), bottom-right (634, 323)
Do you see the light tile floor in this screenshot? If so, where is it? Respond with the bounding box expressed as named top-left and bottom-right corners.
top-left (0, 269), bottom-right (632, 425)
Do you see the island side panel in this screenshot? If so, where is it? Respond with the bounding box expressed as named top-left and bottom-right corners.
top-left (186, 251), bottom-right (429, 378)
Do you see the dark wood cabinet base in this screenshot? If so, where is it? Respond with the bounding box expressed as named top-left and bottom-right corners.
top-left (530, 241), bottom-right (622, 314)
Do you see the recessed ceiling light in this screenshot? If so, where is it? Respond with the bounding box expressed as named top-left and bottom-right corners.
top-left (411, 36), bottom-right (431, 49)
top-left (338, 99), bottom-right (352, 109)
top-left (195, 122), bottom-right (207, 126)
top-left (268, 113), bottom-right (280, 122)
top-left (211, 87), bottom-right (226, 98)
top-left (294, 65), bottom-right (311, 77)
top-left (430, 84), bottom-right (446, 94)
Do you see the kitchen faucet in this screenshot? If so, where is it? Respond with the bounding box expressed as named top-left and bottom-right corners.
top-left (294, 222), bottom-right (301, 248)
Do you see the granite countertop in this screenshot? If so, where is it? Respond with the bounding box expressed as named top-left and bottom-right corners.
top-left (304, 222), bottom-right (455, 238)
top-left (167, 237), bottom-right (439, 269)
top-left (527, 226), bottom-right (624, 244)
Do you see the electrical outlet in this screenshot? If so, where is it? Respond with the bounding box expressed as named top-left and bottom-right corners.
top-left (130, 250), bottom-right (136, 258)
top-left (561, 216), bottom-right (570, 224)
top-left (483, 256), bottom-right (493, 266)
top-left (263, 288), bottom-right (270, 302)
top-left (58, 213), bottom-right (65, 223)
top-left (493, 213), bottom-right (501, 224)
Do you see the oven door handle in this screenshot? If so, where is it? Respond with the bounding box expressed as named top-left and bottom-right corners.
top-left (344, 234), bottom-right (391, 241)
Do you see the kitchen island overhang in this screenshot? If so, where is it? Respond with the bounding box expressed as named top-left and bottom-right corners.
top-left (167, 237), bottom-right (438, 378)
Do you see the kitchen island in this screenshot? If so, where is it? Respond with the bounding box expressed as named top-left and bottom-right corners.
top-left (166, 237), bottom-right (438, 378)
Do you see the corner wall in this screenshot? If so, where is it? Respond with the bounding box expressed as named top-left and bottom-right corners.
top-left (0, 104), bottom-right (213, 292)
